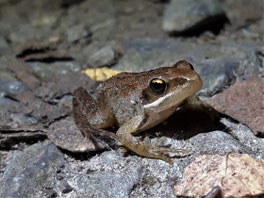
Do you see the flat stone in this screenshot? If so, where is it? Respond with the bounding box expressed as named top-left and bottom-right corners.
top-left (0, 69), bottom-right (25, 94)
top-left (0, 37), bottom-right (9, 54)
top-left (0, 140), bottom-right (66, 198)
top-left (0, 80), bottom-right (24, 94)
top-left (48, 116), bottom-right (96, 152)
top-left (0, 97), bottom-right (24, 127)
top-left (220, 0), bottom-right (264, 27)
top-left (66, 24), bottom-right (91, 43)
top-left (207, 76), bottom-right (264, 136)
top-left (185, 131), bottom-right (255, 155)
top-left (162, 0), bottom-right (225, 32)
top-left (76, 172), bottom-right (138, 198)
top-left (193, 58), bottom-right (239, 96)
top-left (68, 151), bottom-right (143, 198)
top-left (88, 46), bottom-right (117, 67)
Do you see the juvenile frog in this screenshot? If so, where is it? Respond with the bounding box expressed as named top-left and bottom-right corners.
top-left (73, 60), bottom-right (203, 164)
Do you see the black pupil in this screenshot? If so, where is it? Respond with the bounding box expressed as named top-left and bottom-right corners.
top-left (150, 79), bottom-right (167, 95)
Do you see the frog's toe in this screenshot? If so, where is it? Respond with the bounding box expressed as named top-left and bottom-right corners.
top-left (151, 147), bottom-right (189, 154)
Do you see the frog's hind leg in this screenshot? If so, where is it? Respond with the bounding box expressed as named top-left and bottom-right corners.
top-left (72, 87), bottom-right (119, 149)
top-left (116, 113), bottom-right (187, 165)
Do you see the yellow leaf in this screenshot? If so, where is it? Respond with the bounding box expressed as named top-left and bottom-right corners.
top-left (83, 67), bottom-right (129, 81)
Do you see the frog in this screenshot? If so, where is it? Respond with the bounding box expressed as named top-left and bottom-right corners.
top-left (73, 60), bottom-right (204, 164)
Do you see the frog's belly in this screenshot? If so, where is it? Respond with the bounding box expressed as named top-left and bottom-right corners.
top-left (140, 106), bottom-right (177, 131)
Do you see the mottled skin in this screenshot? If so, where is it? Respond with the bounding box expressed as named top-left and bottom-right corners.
top-left (73, 60), bottom-right (203, 164)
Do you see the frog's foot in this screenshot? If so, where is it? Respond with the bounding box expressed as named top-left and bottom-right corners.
top-left (120, 139), bottom-right (187, 165)
top-left (138, 144), bottom-right (188, 165)
top-left (126, 143), bottom-right (174, 164)
top-left (76, 123), bottom-right (119, 150)
top-left (89, 129), bottom-right (120, 150)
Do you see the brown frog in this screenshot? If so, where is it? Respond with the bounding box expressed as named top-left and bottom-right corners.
top-left (73, 60), bottom-right (203, 164)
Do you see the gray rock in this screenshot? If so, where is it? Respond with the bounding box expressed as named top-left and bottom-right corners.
top-left (162, 0), bottom-right (225, 32)
top-left (192, 58), bottom-right (239, 96)
top-left (0, 80), bottom-right (24, 94)
top-left (186, 131), bottom-right (255, 155)
top-left (220, 0), bottom-right (264, 28)
top-left (88, 46), bottom-right (117, 67)
top-left (68, 151), bottom-right (143, 198)
top-left (149, 130), bottom-right (257, 163)
top-left (66, 24), bottom-right (91, 43)
top-left (0, 69), bottom-right (25, 94)
top-left (76, 172), bottom-right (137, 198)
top-left (0, 37), bottom-right (8, 48)
top-left (0, 141), bottom-right (66, 198)
top-left (117, 37), bottom-right (195, 71)
top-left (0, 97), bottom-right (24, 127)
top-left (28, 62), bottom-right (81, 80)
top-left (52, 61), bottom-right (82, 72)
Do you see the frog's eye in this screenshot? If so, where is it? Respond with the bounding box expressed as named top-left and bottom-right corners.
top-left (149, 78), bottom-right (167, 95)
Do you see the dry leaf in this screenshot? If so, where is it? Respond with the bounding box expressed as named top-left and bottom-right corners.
top-left (174, 154), bottom-right (264, 197)
top-left (83, 67), bottom-right (129, 81)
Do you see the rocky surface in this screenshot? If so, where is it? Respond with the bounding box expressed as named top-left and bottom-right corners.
top-left (0, 0), bottom-right (263, 198)
top-left (0, 141), bottom-right (66, 198)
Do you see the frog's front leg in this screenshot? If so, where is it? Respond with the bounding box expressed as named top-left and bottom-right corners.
top-left (73, 87), bottom-right (119, 148)
top-left (116, 113), bottom-right (187, 165)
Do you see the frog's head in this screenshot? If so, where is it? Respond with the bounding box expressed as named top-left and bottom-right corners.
top-left (142, 60), bottom-right (203, 113)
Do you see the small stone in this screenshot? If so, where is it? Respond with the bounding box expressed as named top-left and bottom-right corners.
top-left (186, 131), bottom-right (254, 155)
top-left (66, 24), bottom-right (91, 43)
top-left (0, 80), bottom-right (25, 94)
top-left (0, 37), bottom-right (8, 49)
top-left (162, 0), bottom-right (226, 33)
top-left (195, 58), bottom-right (239, 96)
top-left (76, 171), bottom-right (139, 198)
top-left (220, 0), bottom-right (264, 27)
top-left (88, 46), bottom-right (117, 67)
top-left (47, 116), bottom-right (96, 152)
top-left (61, 181), bottom-right (73, 194)
top-left (0, 69), bottom-right (25, 94)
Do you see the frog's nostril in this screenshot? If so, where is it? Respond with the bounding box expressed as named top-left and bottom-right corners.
top-left (189, 63), bottom-right (194, 70)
